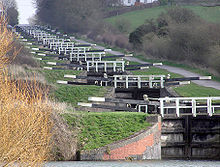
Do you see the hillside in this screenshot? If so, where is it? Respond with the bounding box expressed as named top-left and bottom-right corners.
top-left (105, 5), bottom-right (220, 33)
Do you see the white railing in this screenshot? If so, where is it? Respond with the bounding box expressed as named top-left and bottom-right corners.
top-left (113, 75), bottom-right (166, 89)
top-left (159, 97), bottom-right (220, 117)
top-left (70, 51), bottom-right (106, 62)
top-left (87, 61), bottom-right (125, 72)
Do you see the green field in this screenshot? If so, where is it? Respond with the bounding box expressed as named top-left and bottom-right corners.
top-left (105, 5), bottom-right (220, 33)
top-left (63, 112), bottom-right (150, 150)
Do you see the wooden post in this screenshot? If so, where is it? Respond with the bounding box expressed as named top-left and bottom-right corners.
top-left (113, 62), bottom-right (116, 72)
top-left (138, 76), bottom-right (141, 89)
top-left (207, 98), bottom-right (212, 116)
top-left (96, 62), bottom-right (98, 72)
top-left (104, 62), bottom-right (107, 72)
top-left (176, 98), bottom-right (180, 117)
top-left (122, 62), bottom-right (125, 72)
top-left (114, 76), bottom-right (117, 88)
top-left (149, 76), bottom-right (153, 88)
top-left (160, 100), bottom-right (164, 117)
top-left (192, 99), bottom-right (196, 117)
top-left (160, 76), bottom-right (164, 88)
top-left (87, 62), bottom-right (89, 72)
top-left (126, 76), bottom-right (129, 88)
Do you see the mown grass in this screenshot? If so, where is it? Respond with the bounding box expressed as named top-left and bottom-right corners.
top-left (38, 68), bottom-right (107, 107)
top-left (54, 85), bottom-right (107, 107)
top-left (135, 55), bottom-right (220, 82)
top-left (63, 112), bottom-right (150, 150)
top-left (174, 83), bottom-right (220, 97)
top-left (131, 67), bottom-right (182, 78)
top-left (105, 5), bottom-right (220, 33)
top-left (130, 60), bottom-right (220, 97)
top-left (40, 69), bottom-right (81, 84)
top-left (35, 53), bottom-right (107, 107)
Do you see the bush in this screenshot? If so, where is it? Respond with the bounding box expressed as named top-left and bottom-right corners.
top-left (129, 20), bottom-right (156, 49)
top-left (129, 7), bottom-right (220, 74)
top-left (0, 15), bottom-right (53, 166)
top-left (115, 34), bottom-right (131, 49)
top-left (166, 7), bottom-right (199, 24)
top-left (115, 18), bottom-right (131, 33)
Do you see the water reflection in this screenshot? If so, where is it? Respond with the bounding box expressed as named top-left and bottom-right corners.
top-left (46, 160), bottom-right (220, 167)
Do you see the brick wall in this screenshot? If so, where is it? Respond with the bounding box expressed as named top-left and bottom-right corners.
top-left (80, 115), bottom-right (161, 160)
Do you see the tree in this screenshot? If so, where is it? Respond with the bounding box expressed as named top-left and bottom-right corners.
top-left (0, 0), bottom-right (18, 26)
top-left (35, 0), bottom-right (104, 33)
top-left (1, 0), bottom-right (16, 11)
top-left (7, 7), bottom-right (18, 26)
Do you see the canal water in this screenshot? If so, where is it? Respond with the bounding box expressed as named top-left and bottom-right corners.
top-left (46, 160), bottom-right (220, 167)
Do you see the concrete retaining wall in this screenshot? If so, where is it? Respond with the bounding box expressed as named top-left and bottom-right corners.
top-left (80, 115), bottom-right (161, 160)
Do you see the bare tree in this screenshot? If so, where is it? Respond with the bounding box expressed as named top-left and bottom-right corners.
top-left (35, 0), bottom-right (103, 33)
top-left (0, 0), bottom-right (16, 11)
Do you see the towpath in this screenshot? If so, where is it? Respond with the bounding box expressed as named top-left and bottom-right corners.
top-left (75, 39), bottom-right (220, 90)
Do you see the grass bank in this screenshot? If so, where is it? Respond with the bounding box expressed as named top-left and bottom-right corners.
top-left (34, 58), bottom-right (107, 107)
top-left (63, 112), bottom-right (150, 150)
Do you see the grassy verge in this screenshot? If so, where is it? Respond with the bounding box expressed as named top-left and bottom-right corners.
top-left (130, 59), bottom-right (220, 97)
top-left (135, 55), bottom-right (220, 82)
top-left (174, 83), bottom-right (220, 97)
top-left (131, 67), bottom-right (182, 78)
top-left (63, 112), bottom-right (150, 150)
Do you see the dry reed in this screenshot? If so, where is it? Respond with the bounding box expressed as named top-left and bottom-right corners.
top-left (0, 14), bottom-right (53, 166)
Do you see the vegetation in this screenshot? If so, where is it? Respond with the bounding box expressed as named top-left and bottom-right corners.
top-left (54, 85), bottom-right (107, 107)
top-left (35, 62), bottom-right (107, 107)
top-left (132, 67), bottom-right (182, 78)
top-left (105, 5), bottom-right (220, 34)
top-left (135, 55), bottom-right (220, 82)
top-left (0, 15), bottom-right (52, 166)
top-left (129, 7), bottom-right (220, 75)
top-left (131, 65), bottom-right (220, 97)
top-left (174, 83), bottom-right (220, 97)
top-left (35, 0), bottom-right (121, 33)
top-left (105, 6), bottom-right (167, 33)
top-left (1, 0), bottom-right (19, 26)
top-left (63, 112), bottom-right (150, 150)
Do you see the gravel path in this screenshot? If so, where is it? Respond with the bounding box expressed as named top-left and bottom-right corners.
top-left (75, 39), bottom-right (220, 90)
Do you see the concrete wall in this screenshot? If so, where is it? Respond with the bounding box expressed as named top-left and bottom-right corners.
top-left (80, 115), bottom-right (161, 161)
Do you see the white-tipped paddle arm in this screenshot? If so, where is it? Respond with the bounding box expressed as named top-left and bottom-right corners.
top-left (64, 75), bottom-right (77, 79)
top-left (88, 97), bottom-right (105, 102)
top-left (57, 80), bottom-right (68, 84)
top-left (78, 102), bottom-right (92, 107)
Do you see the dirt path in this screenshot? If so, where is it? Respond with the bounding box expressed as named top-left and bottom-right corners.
top-left (75, 39), bottom-right (220, 90)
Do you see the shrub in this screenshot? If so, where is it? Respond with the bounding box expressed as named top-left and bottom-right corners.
top-left (130, 7), bottom-right (220, 74)
top-left (115, 34), bottom-right (131, 49)
top-left (166, 7), bottom-right (199, 24)
top-left (0, 15), bottom-right (53, 166)
top-left (115, 18), bottom-right (131, 33)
